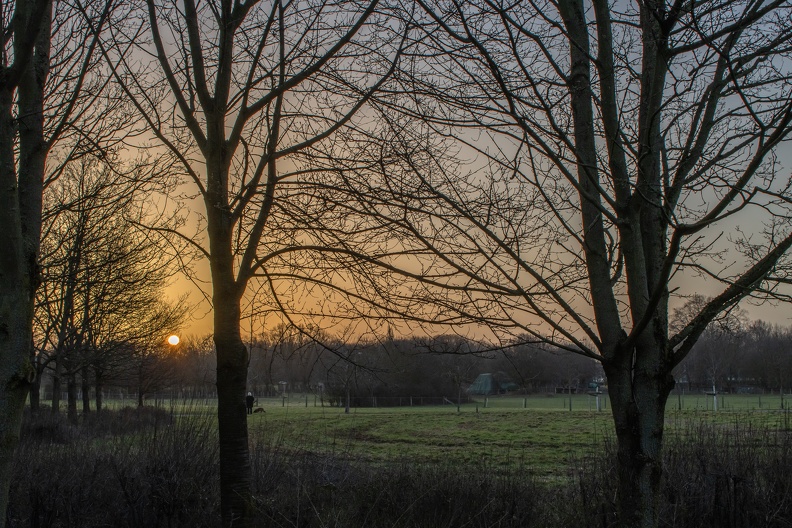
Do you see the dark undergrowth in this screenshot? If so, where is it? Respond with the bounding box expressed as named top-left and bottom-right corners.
top-left (7, 408), bottom-right (792, 527)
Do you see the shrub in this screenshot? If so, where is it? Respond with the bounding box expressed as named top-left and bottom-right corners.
top-left (7, 410), bottom-right (792, 527)
top-left (8, 406), bottom-right (218, 528)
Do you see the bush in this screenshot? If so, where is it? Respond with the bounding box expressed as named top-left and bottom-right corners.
top-left (7, 410), bottom-right (792, 527)
top-left (8, 407), bottom-right (218, 528)
top-left (252, 454), bottom-right (554, 527)
top-left (573, 415), bottom-right (792, 528)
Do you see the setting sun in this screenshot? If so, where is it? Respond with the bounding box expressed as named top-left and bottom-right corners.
top-left (167, 335), bottom-right (180, 346)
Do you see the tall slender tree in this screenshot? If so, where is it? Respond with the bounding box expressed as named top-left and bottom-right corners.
top-left (0, 1), bottom-right (51, 522)
top-left (97, 1), bottom-right (407, 523)
top-left (35, 158), bottom-right (188, 416)
top-left (1, 0), bottom-right (121, 520)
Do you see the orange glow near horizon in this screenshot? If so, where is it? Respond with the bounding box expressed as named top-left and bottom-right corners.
top-left (167, 334), bottom-right (180, 346)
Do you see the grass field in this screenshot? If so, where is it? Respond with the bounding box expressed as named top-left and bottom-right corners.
top-left (214, 392), bottom-right (792, 477)
top-left (15, 394), bottom-right (792, 527)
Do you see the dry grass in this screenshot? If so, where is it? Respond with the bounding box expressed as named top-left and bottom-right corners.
top-left (6, 404), bottom-right (792, 527)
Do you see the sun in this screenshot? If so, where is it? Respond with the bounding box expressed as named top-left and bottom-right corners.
top-left (167, 335), bottom-right (180, 346)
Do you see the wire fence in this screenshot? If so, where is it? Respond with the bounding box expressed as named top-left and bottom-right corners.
top-left (97, 390), bottom-right (792, 414)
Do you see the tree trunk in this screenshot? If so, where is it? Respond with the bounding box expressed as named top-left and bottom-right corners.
top-left (137, 362), bottom-right (145, 407)
top-left (0, 2), bottom-right (51, 524)
top-left (95, 371), bottom-right (103, 413)
top-left (0, 329), bottom-right (32, 528)
top-left (0, 87), bottom-right (36, 528)
top-left (29, 377), bottom-right (40, 413)
top-left (67, 373), bottom-right (78, 424)
top-left (51, 357), bottom-right (61, 415)
top-left (28, 352), bottom-right (41, 414)
top-left (81, 367), bottom-right (90, 414)
top-left (0, 149), bottom-right (35, 523)
top-left (604, 352), bottom-right (674, 528)
top-left (214, 279), bottom-right (252, 527)
top-left (203, 138), bottom-right (253, 525)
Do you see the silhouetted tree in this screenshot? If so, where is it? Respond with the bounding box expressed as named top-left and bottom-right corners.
top-left (324, 1), bottom-right (792, 526)
top-left (0, 0), bottom-right (116, 522)
top-left (34, 158), bottom-right (187, 418)
top-left (95, 1), bottom-right (409, 523)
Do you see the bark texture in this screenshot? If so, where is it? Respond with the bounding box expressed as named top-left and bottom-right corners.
top-left (0, 1), bottom-right (51, 524)
top-left (604, 349), bottom-right (675, 527)
top-left (208, 192), bottom-right (253, 525)
top-left (214, 301), bottom-right (252, 525)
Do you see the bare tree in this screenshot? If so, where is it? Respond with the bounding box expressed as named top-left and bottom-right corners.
top-left (744, 321), bottom-right (792, 403)
top-left (262, 322), bottom-right (327, 392)
top-left (34, 156), bottom-right (187, 417)
top-left (0, 2), bottom-right (50, 520)
top-left (0, 0), bottom-right (119, 522)
top-left (308, 1), bottom-right (792, 526)
top-left (170, 334), bottom-right (217, 399)
top-left (670, 295), bottom-right (748, 397)
top-left (92, 1), bottom-right (408, 523)
top-left (116, 300), bottom-right (191, 407)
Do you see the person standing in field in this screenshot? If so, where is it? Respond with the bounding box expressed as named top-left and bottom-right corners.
top-left (245, 392), bottom-right (255, 415)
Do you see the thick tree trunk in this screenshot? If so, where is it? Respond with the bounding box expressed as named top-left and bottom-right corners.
top-left (0, 2), bottom-right (50, 525)
top-left (213, 277), bottom-right (252, 527)
top-left (0, 337), bottom-right (32, 528)
top-left (203, 139), bottom-right (253, 525)
top-left (0, 289), bottom-right (34, 528)
top-left (604, 353), bottom-right (674, 528)
top-left (0, 88), bottom-right (36, 528)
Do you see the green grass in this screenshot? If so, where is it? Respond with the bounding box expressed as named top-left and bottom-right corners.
top-left (89, 392), bottom-right (790, 478)
top-left (247, 407), bottom-right (611, 476)
top-left (18, 395), bottom-right (792, 527)
top-left (234, 393), bottom-right (789, 477)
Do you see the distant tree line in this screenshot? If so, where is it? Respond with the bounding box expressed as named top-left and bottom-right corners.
top-left (186, 329), bottom-right (605, 405)
top-left (674, 323), bottom-right (792, 397)
top-left (32, 310), bottom-right (792, 411)
top-left (30, 320), bottom-right (602, 408)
